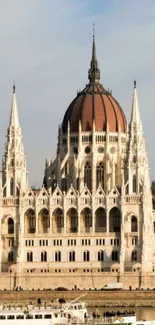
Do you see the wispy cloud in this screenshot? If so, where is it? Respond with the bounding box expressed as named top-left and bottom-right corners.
top-left (0, 0), bottom-right (155, 186)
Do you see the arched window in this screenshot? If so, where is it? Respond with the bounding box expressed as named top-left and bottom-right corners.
top-left (25, 209), bottom-right (36, 234)
top-left (76, 177), bottom-right (79, 191)
top-left (27, 251), bottom-right (33, 262)
top-left (131, 250), bottom-right (137, 261)
top-left (96, 162), bottom-right (104, 189)
top-left (57, 213), bottom-right (64, 228)
top-left (3, 187), bottom-right (6, 198)
top-left (16, 187), bottom-right (20, 196)
top-left (84, 162), bottom-right (92, 191)
top-left (133, 175), bottom-right (136, 193)
top-left (85, 213), bottom-right (92, 227)
top-left (41, 251), bottom-right (47, 262)
top-left (71, 215), bottom-right (78, 228)
top-left (115, 164), bottom-right (118, 185)
top-left (98, 250), bottom-right (104, 261)
top-left (126, 183), bottom-right (129, 195)
top-left (112, 250), bottom-right (118, 261)
top-left (52, 179), bottom-right (57, 192)
top-left (83, 251), bottom-right (90, 262)
top-left (69, 251), bottom-right (75, 262)
top-left (29, 215), bottom-right (36, 233)
top-left (43, 213), bottom-right (50, 228)
top-left (109, 208), bottom-right (120, 232)
top-left (61, 178), bottom-right (67, 192)
top-left (66, 208), bottom-right (78, 233)
top-left (55, 251), bottom-right (61, 262)
top-left (8, 218), bottom-right (14, 234)
top-left (10, 178), bottom-right (14, 196)
top-left (8, 251), bottom-right (14, 262)
top-left (95, 208), bottom-right (106, 232)
top-left (131, 216), bottom-right (138, 232)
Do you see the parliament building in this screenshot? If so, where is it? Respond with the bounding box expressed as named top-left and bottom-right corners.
top-left (0, 37), bottom-right (155, 290)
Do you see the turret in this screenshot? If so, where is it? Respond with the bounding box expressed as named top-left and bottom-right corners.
top-left (2, 85), bottom-right (28, 197)
top-left (126, 81), bottom-right (150, 194)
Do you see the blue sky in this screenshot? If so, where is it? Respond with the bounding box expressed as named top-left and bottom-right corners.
top-left (0, 0), bottom-right (155, 187)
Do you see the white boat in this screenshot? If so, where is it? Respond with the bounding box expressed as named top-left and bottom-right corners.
top-left (0, 295), bottom-right (153, 325)
top-left (0, 295), bottom-right (88, 325)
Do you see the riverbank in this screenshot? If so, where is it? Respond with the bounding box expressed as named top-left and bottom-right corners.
top-left (0, 290), bottom-right (155, 307)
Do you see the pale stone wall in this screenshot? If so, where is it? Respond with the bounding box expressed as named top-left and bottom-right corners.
top-left (2, 289), bottom-right (155, 305)
top-left (1, 271), bottom-right (155, 291)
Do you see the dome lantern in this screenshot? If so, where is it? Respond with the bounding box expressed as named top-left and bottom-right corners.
top-left (88, 34), bottom-right (100, 84)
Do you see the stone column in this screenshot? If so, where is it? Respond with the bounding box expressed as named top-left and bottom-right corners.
top-left (48, 190), bottom-right (52, 234)
top-left (78, 209), bottom-right (81, 234)
top-left (119, 207), bottom-right (125, 274)
top-left (106, 209), bottom-right (109, 232)
top-left (49, 209), bottom-right (52, 233)
top-left (92, 210), bottom-right (95, 233)
top-left (72, 156), bottom-right (77, 190)
top-left (35, 206), bottom-right (38, 234)
top-left (79, 164), bottom-right (84, 193)
top-left (64, 208), bottom-right (66, 234)
top-left (92, 121), bottom-right (96, 194)
top-left (16, 196), bottom-right (23, 287)
top-left (0, 196), bottom-right (3, 272)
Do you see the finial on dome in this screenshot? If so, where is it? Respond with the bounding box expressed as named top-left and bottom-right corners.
top-left (93, 22), bottom-right (95, 41)
top-left (13, 82), bottom-right (16, 94)
top-left (134, 80), bottom-right (136, 89)
top-left (88, 25), bottom-right (100, 83)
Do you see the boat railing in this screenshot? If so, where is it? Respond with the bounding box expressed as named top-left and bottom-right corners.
top-left (83, 314), bottom-right (136, 324)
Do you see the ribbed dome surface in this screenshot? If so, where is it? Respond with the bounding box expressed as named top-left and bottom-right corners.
top-left (62, 83), bottom-right (127, 133)
top-left (62, 37), bottom-right (127, 134)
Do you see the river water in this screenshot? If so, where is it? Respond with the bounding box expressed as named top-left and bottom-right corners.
top-left (87, 307), bottom-right (155, 321)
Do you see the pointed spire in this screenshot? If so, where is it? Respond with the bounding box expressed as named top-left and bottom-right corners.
top-left (92, 24), bottom-right (97, 62)
top-left (130, 80), bottom-right (141, 127)
top-left (9, 83), bottom-right (19, 127)
top-left (88, 24), bottom-right (100, 83)
top-left (13, 83), bottom-right (16, 93)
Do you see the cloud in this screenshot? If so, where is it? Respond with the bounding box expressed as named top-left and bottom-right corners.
top-left (0, 0), bottom-right (155, 186)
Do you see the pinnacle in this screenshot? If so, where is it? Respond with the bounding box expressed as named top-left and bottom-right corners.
top-left (9, 84), bottom-right (19, 127)
top-left (130, 80), bottom-right (140, 126)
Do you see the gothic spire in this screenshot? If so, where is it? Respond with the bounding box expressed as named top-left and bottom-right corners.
top-left (130, 80), bottom-right (141, 128)
top-left (127, 80), bottom-right (150, 196)
top-left (9, 83), bottom-right (19, 127)
top-left (88, 29), bottom-right (100, 83)
top-left (2, 84), bottom-right (29, 196)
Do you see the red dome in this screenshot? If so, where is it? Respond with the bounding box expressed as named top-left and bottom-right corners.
top-left (62, 37), bottom-right (127, 134)
top-left (62, 83), bottom-right (127, 133)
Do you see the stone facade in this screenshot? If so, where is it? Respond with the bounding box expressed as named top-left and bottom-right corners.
top-left (0, 40), bottom-right (155, 290)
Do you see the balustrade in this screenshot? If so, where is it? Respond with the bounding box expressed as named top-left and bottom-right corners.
top-left (2, 198), bottom-right (19, 206)
top-left (94, 196), bottom-right (106, 205)
top-left (37, 198), bottom-right (49, 205)
top-left (24, 198), bottom-right (35, 206)
top-left (51, 198), bottom-right (63, 206)
top-left (108, 196), bottom-right (120, 205)
top-left (125, 195), bottom-right (141, 203)
top-left (80, 197), bottom-right (91, 205)
top-left (65, 197), bottom-right (77, 205)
